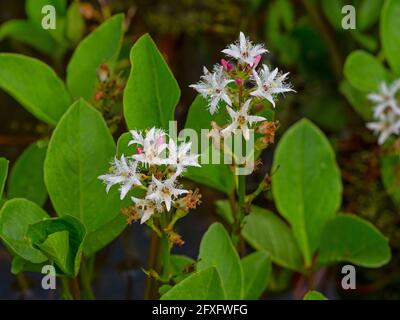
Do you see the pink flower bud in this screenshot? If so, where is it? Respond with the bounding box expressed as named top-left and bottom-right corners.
top-left (235, 78), bottom-right (243, 86)
top-left (157, 136), bottom-right (164, 145)
top-left (221, 59), bottom-right (234, 71)
top-left (251, 55), bottom-right (262, 69)
top-left (136, 147), bottom-right (143, 154)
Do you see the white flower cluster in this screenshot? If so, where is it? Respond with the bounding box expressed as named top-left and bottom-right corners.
top-left (366, 80), bottom-right (400, 145)
top-left (98, 128), bottom-right (200, 224)
top-left (190, 32), bottom-right (294, 141)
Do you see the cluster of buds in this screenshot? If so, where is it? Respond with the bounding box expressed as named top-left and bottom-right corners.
top-left (190, 32), bottom-right (294, 143)
top-left (98, 127), bottom-right (201, 225)
top-left (366, 80), bottom-right (400, 145)
top-left (95, 64), bottom-right (125, 133)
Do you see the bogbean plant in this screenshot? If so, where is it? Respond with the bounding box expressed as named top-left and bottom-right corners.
top-left (0, 9), bottom-right (393, 300)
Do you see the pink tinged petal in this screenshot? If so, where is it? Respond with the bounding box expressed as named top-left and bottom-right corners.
top-left (251, 54), bottom-right (262, 68)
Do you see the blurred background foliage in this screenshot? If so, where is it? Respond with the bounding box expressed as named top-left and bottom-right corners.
top-left (0, 0), bottom-right (399, 299)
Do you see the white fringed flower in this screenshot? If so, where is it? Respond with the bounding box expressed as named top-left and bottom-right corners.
top-left (146, 176), bottom-right (189, 211)
top-left (129, 127), bottom-right (168, 166)
top-left (167, 139), bottom-right (200, 175)
top-left (190, 66), bottom-right (233, 114)
top-left (251, 65), bottom-right (294, 107)
top-left (368, 80), bottom-right (400, 117)
top-left (366, 112), bottom-right (400, 145)
top-left (130, 197), bottom-right (158, 224)
top-left (222, 32), bottom-right (268, 66)
top-left (98, 155), bottom-right (142, 200)
top-left (221, 99), bottom-right (266, 140)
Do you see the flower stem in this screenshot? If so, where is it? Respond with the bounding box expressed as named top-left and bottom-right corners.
top-left (68, 277), bottom-right (81, 300)
top-left (144, 231), bottom-right (160, 300)
top-left (232, 173), bottom-right (246, 256)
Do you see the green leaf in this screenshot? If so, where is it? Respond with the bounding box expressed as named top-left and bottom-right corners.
top-left (381, 152), bottom-right (400, 205)
top-left (339, 80), bottom-right (373, 121)
top-left (161, 267), bottom-right (225, 300)
top-left (197, 223), bottom-right (242, 299)
top-left (123, 34), bottom-right (180, 130)
top-left (184, 153), bottom-right (235, 194)
top-left (26, 0), bottom-right (67, 23)
top-left (381, 0), bottom-right (400, 75)
top-left (44, 99), bottom-right (127, 255)
top-left (8, 142), bottom-right (47, 206)
top-left (67, 14), bottom-right (124, 100)
top-left (318, 214), bottom-right (391, 268)
top-left (358, 0), bottom-right (384, 30)
top-left (0, 20), bottom-right (58, 55)
top-left (241, 251), bottom-right (271, 300)
top-left (11, 256), bottom-right (47, 274)
top-left (0, 158), bottom-right (9, 199)
top-left (0, 54), bottom-right (71, 125)
top-left (27, 215), bottom-right (85, 277)
top-left (321, 0), bottom-right (344, 30)
top-left (25, 0), bottom-right (68, 47)
top-left (344, 50), bottom-right (392, 92)
top-left (272, 119), bottom-right (342, 266)
top-left (65, 1), bottom-right (85, 45)
top-left (303, 290), bottom-right (327, 300)
top-left (116, 132), bottom-right (134, 157)
top-left (215, 200), bottom-right (234, 225)
top-left (242, 206), bottom-right (303, 271)
top-left (0, 199), bottom-right (48, 263)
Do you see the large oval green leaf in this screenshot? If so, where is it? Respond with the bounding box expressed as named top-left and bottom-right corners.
top-left (241, 251), bottom-right (271, 300)
top-left (381, 0), bottom-right (400, 75)
top-left (67, 14), bottom-right (124, 100)
top-left (272, 119), bottom-right (342, 266)
top-left (44, 99), bottom-right (127, 255)
top-left (318, 214), bottom-right (391, 268)
top-left (161, 267), bottom-right (225, 300)
top-left (8, 142), bottom-right (47, 206)
top-left (197, 223), bottom-right (243, 299)
top-left (242, 206), bottom-right (303, 271)
top-left (123, 34), bottom-right (180, 130)
top-left (0, 54), bottom-right (71, 125)
top-left (0, 198), bottom-right (48, 263)
top-left (344, 50), bottom-right (391, 92)
top-left (0, 20), bottom-right (58, 55)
